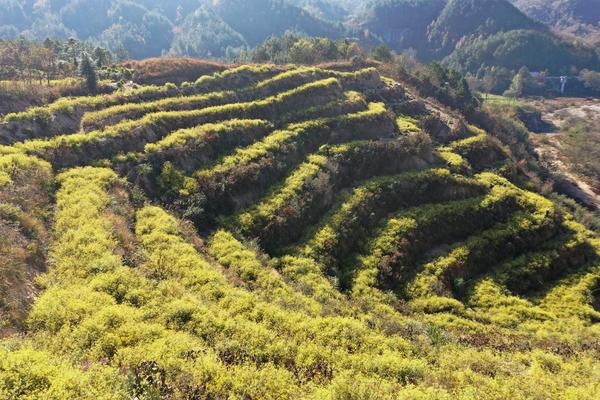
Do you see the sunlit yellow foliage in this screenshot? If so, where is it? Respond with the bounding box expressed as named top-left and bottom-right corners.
top-left (0, 153), bottom-right (52, 187)
top-left (81, 91), bottom-right (236, 129)
top-left (2, 63), bottom-right (599, 400)
top-left (2, 83), bottom-right (179, 123)
top-left (396, 115), bottom-right (420, 133)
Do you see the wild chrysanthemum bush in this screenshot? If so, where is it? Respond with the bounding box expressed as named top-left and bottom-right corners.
top-left (145, 119), bottom-right (272, 154)
top-left (2, 63), bottom-right (600, 399)
top-left (14, 78), bottom-right (344, 168)
top-left (47, 167), bottom-right (122, 281)
top-left (1, 83), bottom-right (189, 143)
top-left (141, 119), bottom-right (274, 174)
top-left (300, 169), bottom-right (487, 272)
top-left (195, 64), bottom-right (282, 90)
top-left (396, 115), bottom-right (421, 134)
top-left (0, 153), bottom-right (52, 187)
top-left (80, 91), bottom-right (237, 130)
top-left (233, 138), bottom-right (430, 251)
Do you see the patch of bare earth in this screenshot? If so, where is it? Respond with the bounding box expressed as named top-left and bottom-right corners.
top-left (528, 97), bottom-right (600, 209)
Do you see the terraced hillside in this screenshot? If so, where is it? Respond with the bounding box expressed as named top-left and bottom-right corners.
top-left (1, 62), bottom-right (599, 399)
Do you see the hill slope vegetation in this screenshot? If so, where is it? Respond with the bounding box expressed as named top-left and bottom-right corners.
top-left (0, 60), bottom-right (599, 398)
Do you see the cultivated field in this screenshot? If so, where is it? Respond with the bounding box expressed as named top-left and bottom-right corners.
top-left (1, 63), bottom-right (599, 399)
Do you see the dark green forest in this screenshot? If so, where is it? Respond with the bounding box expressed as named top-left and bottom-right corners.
top-left (356, 0), bottom-right (600, 73)
top-left (0, 0), bottom-right (347, 60)
top-left (1, 0), bottom-right (599, 76)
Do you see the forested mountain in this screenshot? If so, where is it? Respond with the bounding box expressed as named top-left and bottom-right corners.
top-left (444, 28), bottom-right (599, 73)
top-left (277, 0), bottom-right (365, 23)
top-left (355, 0), bottom-right (600, 74)
top-left (1, 0), bottom-right (599, 75)
top-left (512, 0), bottom-right (600, 26)
top-left (510, 0), bottom-right (600, 46)
top-left (428, 0), bottom-right (542, 56)
top-left (0, 0), bottom-right (344, 59)
top-left (352, 0), bottom-right (447, 59)
top-left (209, 0), bottom-right (342, 47)
top-left (354, 0), bottom-right (543, 59)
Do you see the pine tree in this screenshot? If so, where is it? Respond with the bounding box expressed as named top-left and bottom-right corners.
top-left (79, 54), bottom-right (97, 92)
top-left (92, 47), bottom-right (112, 68)
top-left (371, 44), bottom-right (393, 62)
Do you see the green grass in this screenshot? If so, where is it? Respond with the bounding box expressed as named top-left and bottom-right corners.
top-left (480, 93), bottom-right (524, 106)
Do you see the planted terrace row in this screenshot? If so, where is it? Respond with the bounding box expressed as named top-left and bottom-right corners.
top-left (83, 67), bottom-right (381, 134)
top-left (406, 176), bottom-right (558, 301)
top-left (111, 95), bottom-right (372, 198)
top-left (0, 64), bottom-right (279, 142)
top-left (4, 161), bottom-right (598, 399)
top-left (186, 102), bottom-right (395, 223)
top-left (233, 135), bottom-right (432, 253)
top-left (12, 78), bottom-right (345, 169)
top-left (137, 119), bottom-right (274, 175)
top-left (113, 201), bottom-right (425, 395)
top-left (118, 90), bottom-right (368, 177)
top-left (20, 169), bottom-right (314, 397)
top-left (134, 209), bottom-right (427, 394)
top-left (46, 167), bottom-right (124, 282)
top-left (0, 64), bottom-right (278, 143)
top-left (78, 66), bottom-right (302, 132)
top-left (0, 65), bottom-right (383, 145)
top-left (20, 168), bottom-right (306, 396)
top-left (538, 263), bottom-right (600, 321)
top-left (80, 91), bottom-right (238, 131)
top-left (0, 83), bottom-right (199, 144)
top-left (484, 218), bottom-right (599, 296)
top-left (298, 169), bottom-right (488, 279)
top-left (247, 67), bottom-right (383, 98)
top-left (194, 64), bottom-right (284, 92)
top-left (350, 175), bottom-right (544, 299)
top-left (433, 233), bottom-right (600, 335)
top-left (439, 133), bottom-right (508, 172)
